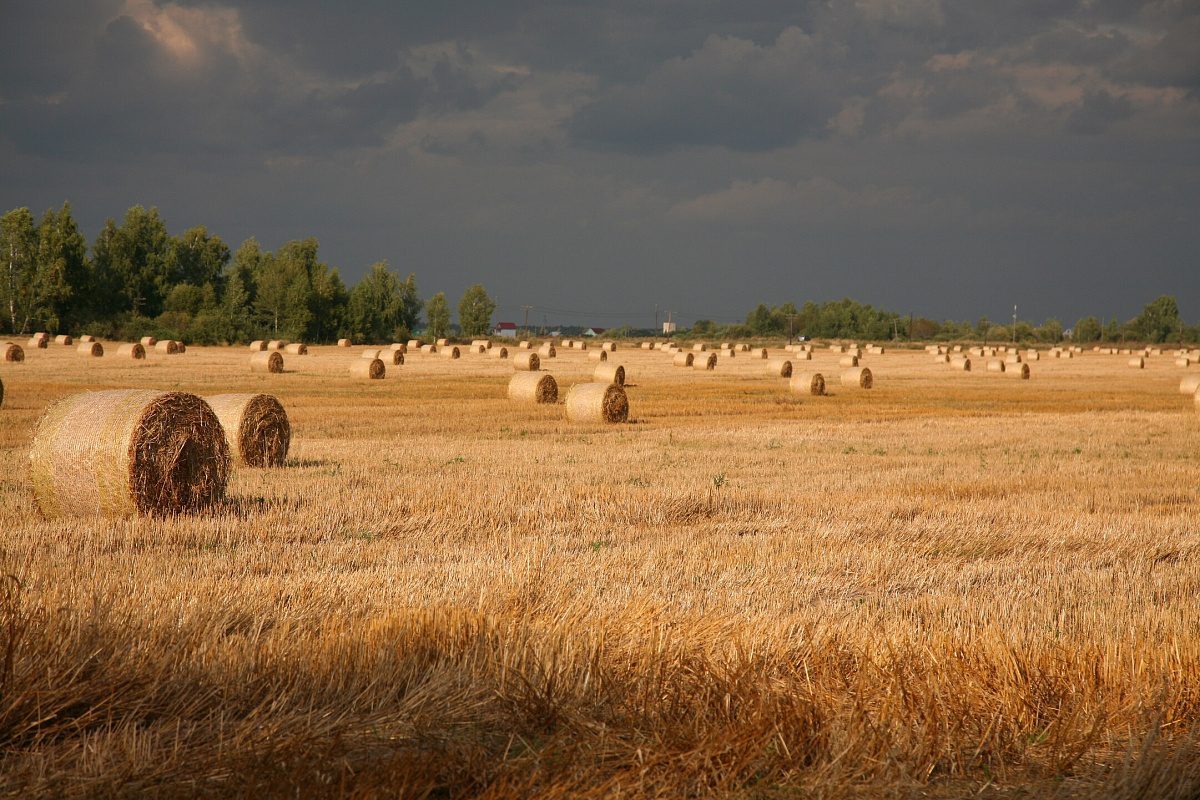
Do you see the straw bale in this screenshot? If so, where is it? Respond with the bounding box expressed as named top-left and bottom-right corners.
top-left (508, 372), bottom-right (558, 403)
top-left (589, 350), bottom-right (609, 362)
top-left (361, 348), bottom-right (383, 359)
top-left (641, 342), bottom-right (653, 350)
top-left (766, 358), bottom-right (792, 378)
top-left (267, 340), bottom-right (287, 351)
top-left (1128, 357), bottom-right (1144, 369)
top-left (28, 389), bottom-right (230, 517)
top-left (673, 352), bottom-right (695, 367)
top-left (790, 372), bottom-right (826, 396)
top-left (720, 348), bottom-right (736, 357)
top-left (141, 336), bottom-right (158, 347)
top-left (576, 341), bottom-right (589, 350)
top-left (337, 338), bottom-right (351, 347)
top-left (720, 342), bottom-right (732, 350)
top-left (1005, 363), bottom-right (1031, 379)
top-left (841, 367), bottom-right (873, 388)
top-left (694, 352), bottom-right (717, 371)
top-left (839, 355), bottom-right (859, 367)
top-left (32, 331), bottom-right (48, 341)
top-left (1176, 358), bottom-right (1191, 368)
top-left (351, 358), bottom-right (385, 379)
top-left (950, 356), bottom-right (971, 371)
top-left (792, 350), bottom-right (811, 361)
top-left (250, 351), bottom-right (283, 373)
top-left (408, 340), bottom-right (421, 349)
top-left (79, 334), bottom-right (96, 343)
top-left (933, 354), bottom-right (950, 363)
top-left (538, 344), bottom-right (556, 359)
top-left (514, 352), bottom-right (540, 371)
top-left (204, 393), bottom-right (291, 467)
top-left (440, 346), bottom-right (461, 359)
top-left (489, 347), bottom-right (509, 359)
top-left (831, 344), bottom-right (844, 352)
top-left (986, 360), bottom-right (1005, 373)
top-left (1004, 354), bottom-right (1022, 364)
top-left (383, 349), bottom-right (405, 366)
top-left (737, 344), bottom-right (751, 352)
top-left (155, 340), bottom-right (180, 355)
top-left (249, 340), bottom-right (267, 351)
top-left (469, 344), bottom-right (487, 355)
top-left (594, 363), bottom-right (625, 385)
top-left (750, 348), bottom-right (768, 359)
top-left (77, 342), bottom-right (103, 358)
top-left (692, 343), bottom-right (707, 352)
top-left (2, 342), bottom-right (24, 362)
top-left (519, 341), bottom-right (532, 350)
top-left (389, 343), bottom-right (407, 353)
top-left (116, 343), bottom-right (145, 359)
top-left (562, 340), bottom-right (574, 348)
top-left (54, 334), bottom-right (73, 346)
top-left (1180, 375), bottom-right (1200, 395)
top-left (1026, 351), bottom-right (1040, 361)
top-left (437, 338), bottom-right (449, 347)
top-left (952, 345), bottom-right (962, 352)
top-left (421, 344), bottom-right (437, 355)
top-left (658, 343), bottom-right (672, 351)
top-left (601, 342), bottom-right (616, 352)
top-left (566, 382), bottom-right (628, 424)
top-left (27, 336), bottom-right (47, 349)
top-left (284, 343), bottom-right (308, 355)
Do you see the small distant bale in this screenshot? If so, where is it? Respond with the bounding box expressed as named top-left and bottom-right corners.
top-left (440, 346), bottom-right (461, 359)
top-left (250, 351), bottom-right (284, 373)
top-left (538, 344), bottom-right (556, 359)
top-left (27, 336), bottom-right (48, 349)
top-left (933, 354), bottom-right (950, 363)
top-left (601, 342), bottom-right (616, 352)
top-left (407, 339), bottom-right (421, 349)
top-left (116, 343), bottom-right (146, 360)
top-left (841, 367), bottom-right (873, 388)
top-left (792, 350), bottom-right (811, 361)
top-left (749, 348), bottom-right (768, 359)
top-left (694, 352), bottom-right (717, 371)
top-left (267, 340), bottom-right (287, 351)
top-left (141, 336), bottom-right (158, 347)
top-left (594, 363), bottom-right (625, 385)
top-left (77, 342), bottom-right (103, 358)
top-left (1186, 375), bottom-right (1200, 395)
top-left (562, 340), bottom-right (574, 349)
top-left (839, 355), bottom-right (859, 368)
top-left (155, 340), bottom-right (180, 355)
top-left (1128, 357), bottom-right (1144, 369)
top-left (1005, 363), bottom-right (1031, 379)
top-left (673, 352), bottom-right (695, 367)
top-left (641, 342), bottom-right (653, 350)
top-left (692, 343), bottom-right (707, 352)
top-left (736, 344), bottom-right (751, 352)
top-left (720, 348), bottom-right (736, 358)
top-left (338, 338), bottom-right (352, 347)
top-left (515, 352), bottom-right (540, 371)
top-left (421, 344), bottom-right (437, 355)
top-left (351, 358), bottom-right (385, 379)
top-left (436, 338), bottom-right (449, 347)
top-left (790, 372), bottom-right (826, 396)
top-left (1025, 350), bottom-right (1040, 361)
top-left (519, 341), bottom-right (533, 350)
top-left (986, 360), bottom-right (1006, 373)
top-left (383, 349), bottom-right (404, 366)
top-left (950, 356), bottom-right (971, 371)
top-left (361, 348), bottom-right (383, 359)
top-left (2, 342), bottom-right (24, 362)
top-left (576, 341), bottom-right (589, 350)
top-left (1177, 358), bottom-right (1192, 368)
top-left (489, 347), bottom-right (509, 359)
top-left (249, 340), bottom-right (267, 352)
top-left (508, 372), bottom-right (558, 403)
top-left (284, 343), bottom-right (308, 355)
top-left (54, 334), bottom-right (73, 346)
top-left (565, 382), bottom-right (628, 424)
top-left (204, 393), bottom-right (291, 467)
top-left (766, 358), bottom-right (792, 378)
top-left (952, 345), bottom-right (963, 352)
top-left (657, 342), bottom-right (672, 351)
top-left (78, 334), bottom-right (96, 343)
top-left (588, 350), bottom-right (608, 362)
top-left (469, 344), bottom-right (487, 355)
top-left (1004, 354), bottom-right (1022, 365)
top-left (720, 342), bottom-right (732, 350)
top-left (389, 343), bottom-right (407, 353)
top-left (471, 340), bottom-right (491, 351)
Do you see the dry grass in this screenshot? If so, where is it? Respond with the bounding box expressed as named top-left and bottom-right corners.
top-left (0, 346), bottom-right (1198, 797)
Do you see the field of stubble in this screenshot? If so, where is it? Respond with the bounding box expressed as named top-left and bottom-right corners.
top-left (0, 342), bottom-right (1198, 798)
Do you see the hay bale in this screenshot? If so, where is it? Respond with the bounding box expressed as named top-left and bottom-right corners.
top-left (407, 339), bottom-right (421, 349)
top-left (54, 334), bottom-right (73, 346)
top-left (155, 340), bottom-right (180, 355)
top-left (642, 342), bottom-right (653, 350)
top-left (673, 352), bottom-right (695, 367)
top-left (337, 338), bottom-right (351, 347)
top-left (791, 350), bottom-right (811, 361)
top-left (694, 352), bottom-right (717, 371)
top-left (749, 347), bottom-right (768, 359)
top-left (140, 336), bottom-right (157, 347)
top-left (514, 352), bottom-right (540, 371)
top-left (519, 341), bottom-right (532, 350)
top-left (692, 343), bottom-right (707, 352)
top-left (838, 355), bottom-right (859, 367)
top-left (594, 363), bottom-right (625, 385)
top-left (250, 351), bottom-right (283, 373)
top-left (566, 382), bottom-right (628, 423)
top-left (588, 350), bottom-right (608, 362)
top-left (27, 336), bottom-right (47, 349)
top-left (116, 343), bottom-right (146, 359)
top-left (421, 344), bottom-right (437, 355)
top-left (1176, 358), bottom-right (1192, 368)
top-left (562, 340), bottom-right (573, 349)
top-left (766, 358), bottom-right (792, 378)
top-left (440, 346), bottom-right (461, 359)
top-left (361, 348), bottom-right (382, 359)
top-left (388, 343), bottom-right (407, 353)
top-left (841, 367), bottom-right (873, 388)
top-left (1004, 354), bottom-right (1022, 364)
top-left (537, 344), bottom-right (556, 359)
top-left (790, 372), bottom-right (826, 396)
top-left (204, 394), bottom-right (291, 467)
top-left (601, 342), bottom-right (616, 352)
top-left (1128, 357), bottom-right (1145, 369)
top-left (576, 341), bottom-right (589, 350)
top-left (28, 389), bottom-right (230, 517)
top-left (1005, 363), bottom-right (1031, 379)
top-left (489, 347), bottom-right (509, 359)
top-left (284, 343), bottom-right (308, 355)
top-left (658, 343), bottom-right (672, 351)
top-left (1182, 375), bottom-right (1200, 395)
top-left (508, 372), bottom-right (558, 403)
top-left (436, 338), bottom-right (449, 347)
top-left (383, 349), bottom-right (405, 366)
top-left (737, 344), bottom-right (751, 352)
top-left (351, 358), bottom-right (385, 379)
top-left (469, 344), bottom-right (487, 355)
top-left (77, 342), bottom-right (103, 358)
top-left (720, 348), bottom-right (736, 358)
top-left (950, 356), bottom-right (971, 371)
top-left (249, 340), bottom-right (267, 352)
top-left (79, 334), bottom-right (96, 343)
top-left (267, 340), bottom-right (286, 351)
top-left (1026, 351), bottom-right (1040, 361)
top-left (2, 342), bottom-right (24, 362)
top-left (986, 359), bottom-right (1005, 373)
top-left (933, 354), bottom-right (950, 363)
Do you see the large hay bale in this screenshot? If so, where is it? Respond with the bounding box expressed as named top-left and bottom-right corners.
top-left (204, 393), bottom-right (291, 468)
top-left (673, 352), bottom-right (695, 367)
top-left (594, 363), bottom-right (625, 385)
top-left (284, 343), bottom-right (308, 355)
top-left (588, 350), bottom-right (608, 362)
top-left (250, 351), bottom-right (283, 373)
top-left (351, 358), bottom-right (385, 379)
top-left (27, 336), bottom-right (47, 349)
top-left (116, 343), bottom-right (146, 360)
top-left (694, 352), bottom-right (717, 371)
top-left (28, 389), bottom-right (230, 517)
top-left (514, 352), bottom-right (540, 371)
top-left (337, 338), bottom-right (351, 347)
top-left (508, 372), bottom-right (558, 403)
top-left (249, 340), bottom-right (267, 352)
top-left (1005, 363), bottom-right (1031, 379)
top-left (839, 355), bottom-right (859, 367)
top-left (790, 372), bottom-right (826, 396)
top-left (1128, 357), bottom-right (1145, 369)
top-left (267, 340), bottom-right (287, 351)
top-left (565, 382), bottom-right (628, 424)
top-left (155, 340), bottom-right (180, 355)
top-left (383, 349), bottom-right (405, 366)
top-left (841, 367), bottom-right (873, 388)
top-left (766, 358), bottom-right (792, 378)
top-left (1180, 376), bottom-right (1200, 395)
top-left (2, 342), bottom-right (24, 362)
top-left (538, 344), bottom-right (556, 359)
top-left (421, 344), bottom-right (437, 355)
top-left (489, 347), bottom-right (509, 359)
top-left (986, 359), bottom-right (1006, 373)
top-left (77, 342), bottom-right (103, 358)
top-left (749, 347), bottom-right (768, 359)
top-left (54, 334), bottom-right (73, 346)
top-left (440, 346), bottom-right (461, 359)
top-left (950, 356), bottom-right (971, 371)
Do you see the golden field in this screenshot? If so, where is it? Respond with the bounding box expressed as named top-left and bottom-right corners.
top-left (0, 342), bottom-right (1198, 798)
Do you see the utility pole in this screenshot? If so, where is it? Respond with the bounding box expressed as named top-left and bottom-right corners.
top-left (521, 305), bottom-right (533, 337)
top-left (1012, 305), bottom-right (1017, 344)
top-left (654, 303), bottom-right (658, 334)
top-left (665, 310), bottom-right (677, 335)
top-left (908, 310), bottom-right (914, 342)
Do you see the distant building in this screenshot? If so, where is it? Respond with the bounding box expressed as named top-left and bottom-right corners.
top-left (662, 322), bottom-right (677, 334)
top-left (494, 322), bottom-right (518, 338)
top-left (582, 327), bottom-right (606, 337)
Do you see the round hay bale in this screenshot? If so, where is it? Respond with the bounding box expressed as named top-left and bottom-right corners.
top-left (720, 348), bottom-right (736, 357)
top-left (390, 343), bottom-right (407, 353)
top-left (641, 342), bottom-right (653, 350)
top-left (518, 341), bottom-right (532, 350)
top-left (565, 382), bottom-right (628, 424)
top-left (249, 340), bottom-right (267, 352)
top-left (440, 346), bottom-right (461, 359)
top-left (594, 363), bottom-right (625, 385)
top-left (766, 358), bottom-right (792, 378)
top-left (673, 352), bottom-right (694, 367)
top-left (508, 372), bottom-right (558, 403)
top-left (77, 342), bottom-right (103, 358)
top-left (2, 342), bottom-right (24, 362)
top-left (28, 389), bottom-right (230, 517)
top-left (693, 352), bottom-right (717, 371)
top-left (155, 340), bottom-right (180, 355)
top-left (1128, 357), bottom-right (1145, 369)
top-left (791, 350), bottom-right (811, 361)
top-left (1004, 354), bottom-right (1022, 364)
top-left (437, 338), bottom-right (449, 347)
top-left (537, 344), bottom-right (556, 359)
top-left (469, 344), bottom-right (487, 355)
top-left (1026, 351), bottom-right (1040, 361)
top-left (337, 338), bottom-right (351, 347)
top-left (588, 350), bottom-right (608, 362)
top-left (1176, 358), bottom-right (1191, 368)
top-left (203, 393), bottom-right (291, 467)
top-left (361, 348), bottom-right (383, 359)
top-left (27, 336), bottom-right (48, 349)
top-left (54, 334), bottom-right (73, 346)
top-left (841, 367), bottom-right (873, 388)
top-left (986, 359), bottom-right (1006, 373)
top-left (933, 354), bottom-right (950, 363)
top-left (116, 343), bottom-right (146, 359)
top-left (790, 372), bottom-right (826, 396)
top-left (140, 336), bottom-right (157, 347)
top-left (177, 343), bottom-right (186, 354)
top-left (284, 343), bottom-right (308, 355)
top-left (250, 351), bottom-right (283, 373)
top-left (750, 348), bottom-right (768, 359)
top-left (692, 343), bottom-right (707, 352)
top-left (838, 355), bottom-right (859, 368)
top-left (1005, 363), bottom-right (1031, 379)
top-left (950, 356), bottom-right (971, 371)
top-left (562, 340), bottom-right (573, 349)
top-left (514, 352), bottom-right (540, 371)
top-left (267, 340), bottom-right (286, 351)
top-left (351, 358), bottom-right (385, 379)
top-left (383, 349), bottom-right (404, 366)
top-left (407, 339), bottom-right (421, 349)
top-left (658, 343), bottom-right (672, 351)
top-left (421, 344), bottom-right (437, 355)
top-left (576, 341), bottom-right (589, 351)
top-left (601, 342), bottom-right (616, 352)
top-left (1186, 375), bottom-right (1200, 396)
top-left (488, 347), bottom-right (509, 359)
top-left (79, 335), bottom-right (96, 343)
top-left (737, 344), bottom-right (751, 352)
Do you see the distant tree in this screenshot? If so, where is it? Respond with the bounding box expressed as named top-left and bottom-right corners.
top-left (1073, 316), bottom-right (1102, 342)
top-left (348, 261), bottom-right (403, 343)
top-left (425, 292), bottom-right (450, 338)
top-left (170, 226), bottom-right (229, 289)
top-left (1034, 318), bottom-right (1062, 343)
top-left (36, 203), bottom-right (88, 331)
top-left (1134, 295), bottom-right (1181, 343)
top-left (89, 206), bottom-right (174, 318)
top-left (0, 207), bottom-right (39, 334)
top-left (1101, 317), bottom-right (1122, 342)
top-left (457, 284), bottom-right (496, 337)
top-left (692, 319), bottom-right (715, 336)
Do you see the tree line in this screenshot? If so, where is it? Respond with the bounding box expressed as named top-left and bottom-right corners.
top-left (1, 203), bottom-right (498, 344)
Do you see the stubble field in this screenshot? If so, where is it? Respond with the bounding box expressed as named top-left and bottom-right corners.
top-left (0, 342), bottom-right (1198, 798)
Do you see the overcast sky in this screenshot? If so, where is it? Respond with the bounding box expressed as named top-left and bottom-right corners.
top-left (1, 0), bottom-right (1197, 328)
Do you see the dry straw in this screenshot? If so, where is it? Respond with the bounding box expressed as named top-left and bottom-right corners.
top-left (2, 342), bottom-right (24, 362)
top-left (601, 342), bottom-right (616, 352)
top-left (841, 366), bottom-right (873, 388)
top-left (470, 344), bottom-right (487, 355)
top-left (436, 338), bottom-right (448, 347)
top-left (594, 362), bottom-right (625, 385)
top-left (766, 358), bottom-right (792, 378)
top-left (1004, 354), bottom-right (1022, 364)
top-left (267, 340), bottom-right (286, 350)
top-left (1180, 376), bottom-right (1200, 395)
top-left (361, 348), bottom-right (383, 359)
top-left (116, 343), bottom-right (146, 359)
top-left (488, 347), bottom-right (509, 359)
top-left (986, 360), bottom-right (1006, 373)
top-left (383, 349), bottom-right (405, 366)
top-left (565, 382), bottom-right (628, 423)
top-left (514, 352), bottom-right (540, 371)
top-left (576, 341), bottom-right (589, 350)
top-left (793, 350), bottom-right (811, 361)
top-left (737, 343), bottom-right (751, 352)
top-left (390, 343), bottom-right (407, 353)
top-left (141, 336), bottom-right (158, 347)
top-left (27, 336), bottom-right (47, 349)
top-left (589, 350), bottom-right (609, 362)
top-left (155, 340), bottom-right (180, 355)
top-left (641, 342), bottom-right (653, 350)
top-left (54, 334), bottom-right (73, 346)
top-left (1026, 351), bottom-right (1041, 361)
top-left (839, 355), bottom-right (859, 367)
top-left (1128, 357), bottom-right (1145, 369)
top-left (508, 372), bottom-right (558, 403)
top-left (284, 343), bottom-right (308, 355)
top-left (337, 338), bottom-right (351, 347)
top-left (77, 342), bottom-right (103, 358)
top-left (720, 349), bottom-right (736, 357)
top-left (790, 371), bottom-right (826, 396)
top-left (407, 339), bottom-right (421, 349)
top-left (692, 343), bottom-right (707, 352)
top-left (28, 389), bottom-right (230, 517)
top-left (1176, 358), bottom-right (1191, 368)
top-left (421, 344), bottom-right (437, 355)
top-left (950, 356), bottom-right (971, 371)
top-left (250, 351), bottom-right (283, 373)
top-left (538, 344), bottom-right (556, 359)
top-left (351, 358), bottom-right (385, 379)
top-left (673, 352), bottom-right (695, 367)
top-left (933, 354), bottom-right (950, 363)
top-left (750, 347), bottom-right (768, 359)
top-left (694, 352), bottom-right (717, 371)
top-left (249, 340), bottom-right (267, 351)
top-left (518, 340), bottom-right (532, 349)
top-left (440, 346), bottom-right (461, 359)
top-left (203, 393), bottom-right (291, 467)
top-left (1005, 363), bottom-right (1032, 379)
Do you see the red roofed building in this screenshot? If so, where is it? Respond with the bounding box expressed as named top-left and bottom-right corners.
top-left (494, 322), bottom-right (518, 338)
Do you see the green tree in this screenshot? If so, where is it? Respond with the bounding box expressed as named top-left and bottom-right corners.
top-left (1134, 295), bottom-right (1181, 343)
top-left (457, 284), bottom-right (496, 337)
top-left (1034, 319), bottom-right (1062, 343)
top-left (0, 207), bottom-right (39, 334)
top-left (36, 203), bottom-right (88, 332)
top-left (396, 272), bottom-right (423, 335)
top-left (1073, 316), bottom-right (1102, 342)
top-left (170, 226), bottom-right (229, 289)
top-left (348, 261), bottom-right (403, 343)
top-left (89, 206), bottom-right (174, 319)
top-left (1102, 317), bottom-right (1122, 342)
top-left (425, 292), bottom-right (450, 338)
top-left (218, 269), bottom-right (253, 342)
